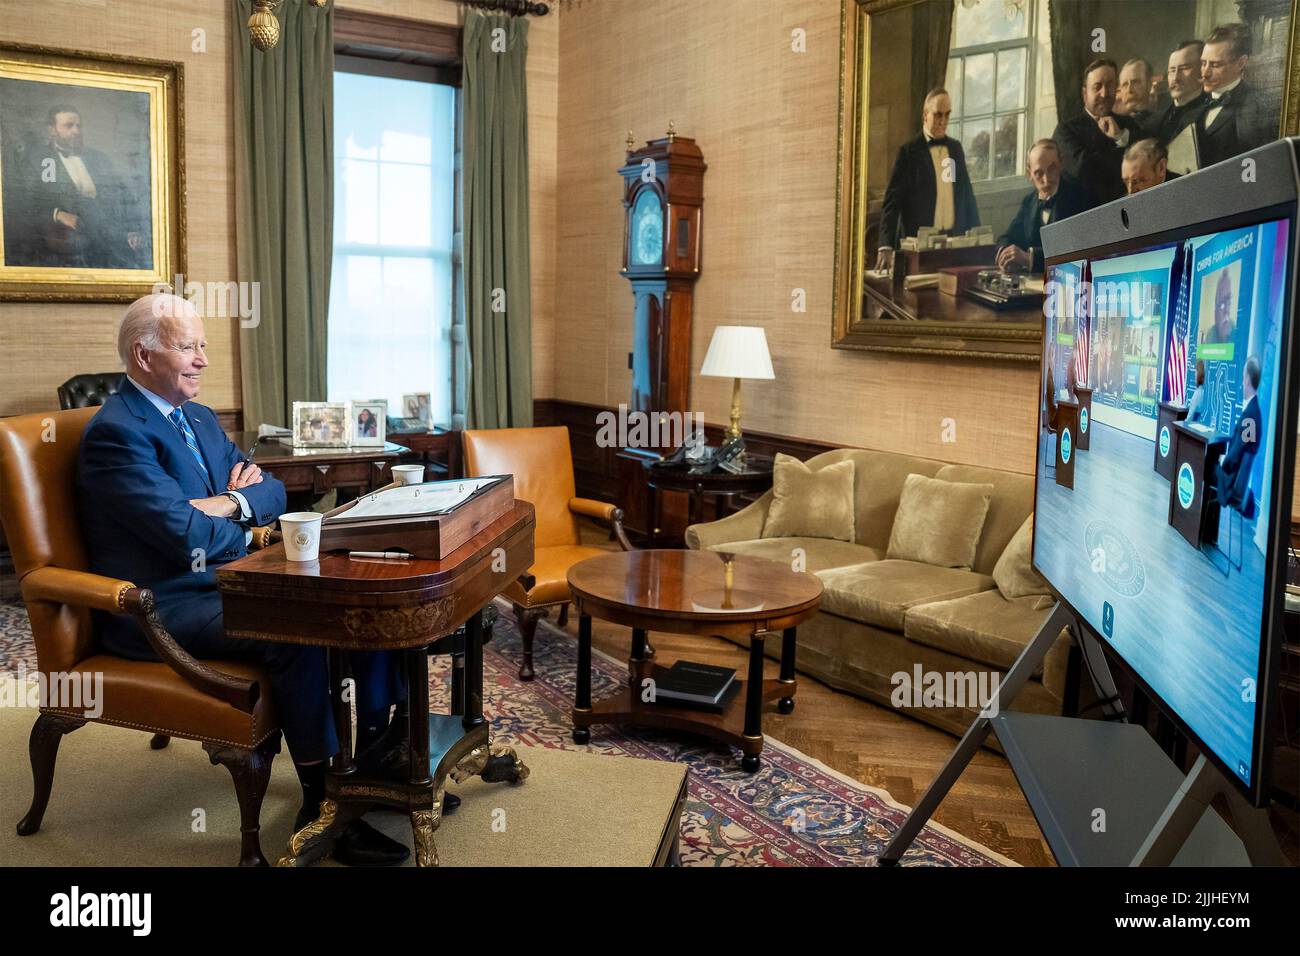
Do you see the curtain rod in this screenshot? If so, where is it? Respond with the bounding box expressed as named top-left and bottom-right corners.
top-left (460, 0), bottom-right (550, 16)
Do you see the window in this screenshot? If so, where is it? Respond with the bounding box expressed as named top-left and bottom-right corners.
top-left (328, 68), bottom-right (456, 425)
top-left (944, 0), bottom-right (1034, 184)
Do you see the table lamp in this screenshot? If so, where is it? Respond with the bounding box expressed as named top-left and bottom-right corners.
top-left (700, 325), bottom-right (775, 451)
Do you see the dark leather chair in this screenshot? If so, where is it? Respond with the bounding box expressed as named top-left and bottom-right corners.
top-left (462, 426), bottom-right (632, 680)
top-left (0, 408), bottom-right (282, 866)
top-left (57, 372), bottom-right (125, 410)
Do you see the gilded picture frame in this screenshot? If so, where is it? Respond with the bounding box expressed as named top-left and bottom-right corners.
top-left (0, 42), bottom-right (185, 302)
top-left (832, 0), bottom-right (1300, 361)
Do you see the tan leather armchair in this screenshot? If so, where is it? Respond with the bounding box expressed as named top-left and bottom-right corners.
top-left (462, 426), bottom-right (632, 680)
top-left (0, 408), bottom-right (281, 866)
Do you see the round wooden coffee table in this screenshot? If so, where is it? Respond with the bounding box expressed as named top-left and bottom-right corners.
top-left (567, 549), bottom-right (823, 772)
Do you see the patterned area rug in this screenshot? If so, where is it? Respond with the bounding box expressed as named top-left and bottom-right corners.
top-left (0, 599), bottom-right (1011, 867)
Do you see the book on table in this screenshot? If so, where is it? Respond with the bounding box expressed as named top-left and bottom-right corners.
top-left (653, 660), bottom-right (737, 710)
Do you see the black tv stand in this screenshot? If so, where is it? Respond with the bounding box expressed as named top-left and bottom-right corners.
top-left (879, 604), bottom-right (1286, 866)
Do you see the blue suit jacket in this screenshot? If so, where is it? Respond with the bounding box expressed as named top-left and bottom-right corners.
top-left (76, 385), bottom-right (286, 656)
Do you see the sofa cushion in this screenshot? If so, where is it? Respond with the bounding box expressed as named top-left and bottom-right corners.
top-left (904, 589), bottom-right (1053, 673)
top-left (762, 453), bottom-right (855, 542)
top-left (816, 559), bottom-right (994, 630)
top-left (992, 513), bottom-right (1052, 607)
top-left (886, 473), bottom-right (994, 570)
top-left (707, 536), bottom-right (881, 574)
top-left (934, 464), bottom-right (1034, 574)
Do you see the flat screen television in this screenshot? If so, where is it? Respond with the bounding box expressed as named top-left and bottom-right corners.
top-left (1037, 138), bottom-right (1299, 806)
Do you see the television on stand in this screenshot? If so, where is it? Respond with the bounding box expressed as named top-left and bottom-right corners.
top-left (1034, 138), bottom-right (1300, 810)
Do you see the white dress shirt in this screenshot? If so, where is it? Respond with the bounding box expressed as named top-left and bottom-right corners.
top-left (925, 132), bottom-right (956, 232)
top-left (58, 151), bottom-right (97, 198)
top-left (1203, 77), bottom-right (1242, 130)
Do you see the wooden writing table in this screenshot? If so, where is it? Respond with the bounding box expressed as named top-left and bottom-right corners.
top-left (216, 501), bottom-right (536, 866)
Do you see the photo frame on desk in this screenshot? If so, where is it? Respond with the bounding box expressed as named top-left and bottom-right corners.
top-left (352, 399), bottom-right (386, 448)
top-left (292, 401), bottom-right (351, 449)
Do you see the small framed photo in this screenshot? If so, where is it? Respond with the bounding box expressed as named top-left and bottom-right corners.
top-left (402, 392), bottom-right (432, 427)
top-left (292, 401), bottom-right (351, 448)
top-left (352, 400), bottom-right (386, 447)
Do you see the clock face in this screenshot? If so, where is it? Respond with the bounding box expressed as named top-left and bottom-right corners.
top-left (631, 190), bottom-right (663, 267)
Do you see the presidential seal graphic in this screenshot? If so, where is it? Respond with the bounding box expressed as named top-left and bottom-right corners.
top-left (1159, 425), bottom-right (1171, 458)
top-left (1084, 520), bottom-right (1146, 598)
top-left (1080, 406), bottom-right (1089, 434)
top-left (1176, 462), bottom-right (1196, 509)
top-left (293, 529), bottom-right (314, 549)
top-left (1060, 427), bottom-right (1072, 464)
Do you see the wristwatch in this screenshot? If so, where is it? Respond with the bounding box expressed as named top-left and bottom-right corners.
top-left (223, 491), bottom-right (245, 519)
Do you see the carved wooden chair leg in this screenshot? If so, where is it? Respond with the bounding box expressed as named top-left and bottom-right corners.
top-left (149, 734), bottom-right (171, 750)
top-left (16, 713), bottom-right (85, 836)
top-left (515, 604), bottom-right (545, 681)
top-left (205, 733), bottom-right (281, 867)
top-left (557, 603), bottom-right (569, 628)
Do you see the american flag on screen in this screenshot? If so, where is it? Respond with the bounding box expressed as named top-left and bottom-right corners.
top-left (1167, 334), bottom-right (1188, 405)
top-left (1073, 315), bottom-right (1089, 386)
top-left (1164, 241), bottom-right (1194, 405)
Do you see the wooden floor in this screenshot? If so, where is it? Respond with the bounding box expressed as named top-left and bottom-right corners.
top-left (568, 522), bottom-right (1298, 867)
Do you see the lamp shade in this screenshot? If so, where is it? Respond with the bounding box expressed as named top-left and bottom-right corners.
top-left (700, 326), bottom-right (775, 380)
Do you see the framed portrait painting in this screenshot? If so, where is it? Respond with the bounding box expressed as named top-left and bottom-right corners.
top-left (832, 0), bottom-right (1300, 360)
top-left (0, 43), bottom-right (185, 302)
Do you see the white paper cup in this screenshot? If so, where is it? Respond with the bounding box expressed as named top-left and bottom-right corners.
top-left (392, 464), bottom-right (424, 485)
top-left (280, 512), bottom-right (324, 561)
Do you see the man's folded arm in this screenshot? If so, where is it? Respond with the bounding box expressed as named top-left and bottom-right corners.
top-left (216, 436), bottom-right (285, 526)
top-left (79, 421), bottom-right (249, 567)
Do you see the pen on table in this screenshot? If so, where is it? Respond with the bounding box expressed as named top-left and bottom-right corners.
top-left (348, 550), bottom-right (412, 560)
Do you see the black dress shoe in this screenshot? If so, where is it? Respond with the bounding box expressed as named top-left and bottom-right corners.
top-left (332, 819), bottom-right (410, 867)
top-left (442, 791), bottom-right (461, 814)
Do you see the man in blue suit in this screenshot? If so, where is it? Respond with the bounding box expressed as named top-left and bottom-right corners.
top-left (1214, 355), bottom-right (1263, 520)
top-left (77, 293), bottom-right (411, 865)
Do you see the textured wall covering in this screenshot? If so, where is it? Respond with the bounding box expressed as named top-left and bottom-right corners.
top-left (552, 0), bottom-right (1039, 474)
top-left (0, 0), bottom-right (559, 418)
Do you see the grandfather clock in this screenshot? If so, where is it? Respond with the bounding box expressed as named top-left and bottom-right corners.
top-left (616, 125), bottom-right (706, 539)
top-left (620, 125), bottom-right (705, 421)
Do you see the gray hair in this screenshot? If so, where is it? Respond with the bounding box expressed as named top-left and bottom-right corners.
top-left (1027, 138), bottom-right (1061, 162)
top-left (1124, 137), bottom-right (1168, 166)
top-left (117, 293), bottom-right (195, 366)
top-left (1121, 57), bottom-right (1153, 79)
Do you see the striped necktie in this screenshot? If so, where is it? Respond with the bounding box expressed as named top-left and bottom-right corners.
top-left (168, 407), bottom-right (211, 482)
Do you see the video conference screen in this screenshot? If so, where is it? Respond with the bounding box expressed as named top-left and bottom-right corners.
top-left (1036, 214), bottom-right (1292, 790)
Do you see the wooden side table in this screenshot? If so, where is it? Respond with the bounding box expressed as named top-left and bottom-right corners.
top-left (233, 432), bottom-right (404, 508)
top-left (567, 549), bottom-right (822, 772)
top-left (642, 456), bottom-right (774, 544)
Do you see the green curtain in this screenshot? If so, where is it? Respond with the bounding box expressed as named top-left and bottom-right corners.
top-left (1048, 0), bottom-right (1102, 123)
top-left (463, 10), bottom-right (534, 429)
top-left (232, 0), bottom-right (334, 429)
top-left (909, 0), bottom-right (955, 123)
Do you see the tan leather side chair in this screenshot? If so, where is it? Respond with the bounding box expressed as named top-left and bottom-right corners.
top-left (0, 408), bottom-right (281, 866)
top-left (462, 426), bottom-right (632, 680)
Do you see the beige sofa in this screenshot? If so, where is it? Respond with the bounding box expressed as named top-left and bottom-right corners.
top-left (685, 448), bottom-right (1073, 739)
